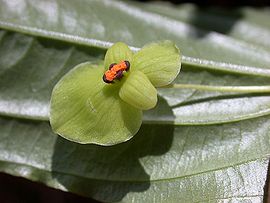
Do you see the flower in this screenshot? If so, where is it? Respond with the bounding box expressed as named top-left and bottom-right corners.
top-left (50, 41), bottom-right (181, 145)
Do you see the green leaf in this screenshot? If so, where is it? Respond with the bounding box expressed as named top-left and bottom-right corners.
top-left (134, 3), bottom-right (270, 51)
top-left (104, 42), bottom-right (133, 70)
top-left (1, 0), bottom-right (270, 77)
top-left (0, 31), bottom-right (270, 125)
top-left (50, 62), bottom-right (142, 145)
top-left (132, 41), bottom-right (181, 87)
top-left (0, 30), bottom-right (105, 120)
top-left (0, 115), bottom-right (269, 202)
top-left (119, 71), bottom-right (157, 110)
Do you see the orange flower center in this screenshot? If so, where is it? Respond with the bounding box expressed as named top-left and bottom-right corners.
top-left (103, 61), bottom-right (130, 83)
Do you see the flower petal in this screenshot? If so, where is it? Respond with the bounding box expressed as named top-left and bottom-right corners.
top-left (104, 42), bottom-right (133, 70)
top-left (50, 62), bottom-right (142, 145)
top-left (119, 71), bottom-right (157, 110)
top-left (132, 41), bottom-right (181, 87)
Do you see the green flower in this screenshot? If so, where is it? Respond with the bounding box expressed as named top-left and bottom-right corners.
top-left (50, 41), bottom-right (181, 145)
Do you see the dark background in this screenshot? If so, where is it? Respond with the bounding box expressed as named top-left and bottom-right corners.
top-left (1, 0), bottom-right (270, 203)
top-left (138, 0), bottom-right (270, 7)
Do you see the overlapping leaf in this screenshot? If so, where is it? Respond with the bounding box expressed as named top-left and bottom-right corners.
top-left (1, 0), bottom-right (270, 77)
top-left (0, 116), bottom-right (269, 202)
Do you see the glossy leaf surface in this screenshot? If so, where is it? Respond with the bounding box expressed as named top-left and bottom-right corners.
top-left (0, 31), bottom-right (269, 124)
top-left (0, 116), bottom-right (269, 202)
top-left (1, 0), bottom-right (270, 77)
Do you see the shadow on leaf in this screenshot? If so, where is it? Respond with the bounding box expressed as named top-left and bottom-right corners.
top-left (188, 7), bottom-right (243, 38)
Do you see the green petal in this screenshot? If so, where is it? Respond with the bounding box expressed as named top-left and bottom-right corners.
top-left (132, 41), bottom-right (181, 87)
top-left (119, 71), bottom-right (157, 110)
top-left (50, 62), bottom-right (142, 145)
top-left (104, 42), bottom-right (133, 70)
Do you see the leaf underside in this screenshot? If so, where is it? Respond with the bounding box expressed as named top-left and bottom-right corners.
top-left (0, 0), bottom-right (270, 202)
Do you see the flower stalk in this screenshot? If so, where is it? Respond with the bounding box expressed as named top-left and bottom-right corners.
top-left (162, 84), bottom-right (270, 93)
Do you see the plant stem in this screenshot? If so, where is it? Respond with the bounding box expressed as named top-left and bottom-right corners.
top-left (161, 84), bottom-right (270, 93)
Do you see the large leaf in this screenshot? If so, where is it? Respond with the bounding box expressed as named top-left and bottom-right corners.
top-left (1, 0), bottom-right (270, 77)
top-left (0, 0), bottom-right (270, 202)
top-left (133, 2), bottom-right (270, 51)
top-left (0, 31), bottom-right (269, 124)
top-left (0, 116), bottom-right (269, 202)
